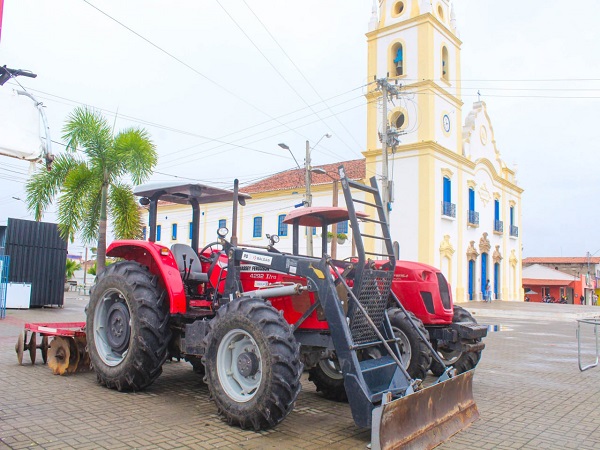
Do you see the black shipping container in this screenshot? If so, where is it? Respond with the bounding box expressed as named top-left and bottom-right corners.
top-left (1, 218), bottom-right (67, 307)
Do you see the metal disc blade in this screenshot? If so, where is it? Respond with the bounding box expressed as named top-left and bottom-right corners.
top-left (15, 331), bottom-right (24, 365)
top-left (40, 336), bottom-right (49, 364)
top-left (29, 332), bottom-right (37, 365)
top-left (48, 336), bottom-right (71, 375)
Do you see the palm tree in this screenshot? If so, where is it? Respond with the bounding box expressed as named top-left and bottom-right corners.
top-left (26, 106), bottom-right (157, 276)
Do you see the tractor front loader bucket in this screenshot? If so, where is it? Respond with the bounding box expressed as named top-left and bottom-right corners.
top-left (371, 370), bottom-right (479, 450)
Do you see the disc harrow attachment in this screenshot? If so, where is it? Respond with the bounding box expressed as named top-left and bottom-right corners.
top-left (15, 322), bottom-right (89, 375)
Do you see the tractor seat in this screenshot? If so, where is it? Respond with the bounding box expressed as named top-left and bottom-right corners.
top-left (171, 244), bottom-right (209, 283)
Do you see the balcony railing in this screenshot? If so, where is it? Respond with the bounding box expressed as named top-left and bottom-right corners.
top-left (467, 210), bottom-right (479, 226)
top-left (510, 225), bottom-right (519, 237)
top-left (441, 201), bottom-right (456, 218)
top-left (494, 220), bottom-right (504, 233)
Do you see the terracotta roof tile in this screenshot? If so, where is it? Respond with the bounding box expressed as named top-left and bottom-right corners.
top-left (523, 257), bottom-right (600, 264)
top-left (523, 278), bottom-right (575, 286)
top-left (241, 159), bottom-right (365, 194)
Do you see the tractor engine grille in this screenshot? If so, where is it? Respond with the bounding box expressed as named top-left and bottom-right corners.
top-left (349, 268), bottom-right (394, 345)
top-left (436, 273), bottom-right (452, 309)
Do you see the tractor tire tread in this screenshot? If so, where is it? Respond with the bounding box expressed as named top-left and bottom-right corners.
top-left (87, 261), bottom-right (171, 392)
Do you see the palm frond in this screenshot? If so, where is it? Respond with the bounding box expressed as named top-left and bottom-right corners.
top-left (108, 182), bottom-right (144, 240)
top-left (25, 154), bottom-right (82, 221)
top-left (62, 106), bottom-right (112, 162)
top-left (113, 128), bottom-right (157, 185)
top-left (79, 181), bottom-right (103, 244)
top-left (56, 164), bottom-right (96, 242)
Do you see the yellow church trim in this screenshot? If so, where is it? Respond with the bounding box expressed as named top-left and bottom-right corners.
top-left (441, 167), bottom-right (453, 178)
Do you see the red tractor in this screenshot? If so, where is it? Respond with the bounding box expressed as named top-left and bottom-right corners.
top-left (86, 168), bottom-right (485, 448)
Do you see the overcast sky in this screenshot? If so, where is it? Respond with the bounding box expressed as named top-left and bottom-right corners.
top-left (1, 0), bottom-right (600, 258)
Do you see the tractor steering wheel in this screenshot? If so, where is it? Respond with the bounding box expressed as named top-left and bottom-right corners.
top-left (198, 242), bottom-right (223, 263)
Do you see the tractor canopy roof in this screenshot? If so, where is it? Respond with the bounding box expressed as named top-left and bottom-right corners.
top-left (283, 206), bottom-right (368, 227)
top-left (134, 181), bottom-right (251, 206)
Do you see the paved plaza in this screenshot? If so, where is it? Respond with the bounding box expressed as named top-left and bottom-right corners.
top-left (1, 294), bottom-right (599, 449)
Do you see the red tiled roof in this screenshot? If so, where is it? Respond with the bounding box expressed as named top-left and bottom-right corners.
top-left (241, 159), bottom-right (366, 194)
top-left (523, 278), bottom-right (575, 286)
top-left (523, 257), bottom-right (600, 264)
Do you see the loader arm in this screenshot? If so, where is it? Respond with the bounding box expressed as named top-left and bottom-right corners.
top-left (221, 165), bottom-right (480, 449)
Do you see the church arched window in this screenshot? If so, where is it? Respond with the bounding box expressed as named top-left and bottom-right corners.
top-left (391, 110), bottom-right (406, 130)
top-left (391, 43), bottom-right (403, 76)
top-left (392, 1), bottom-right (405, 17)
top-left (441, 46), bottom-right (449, 81)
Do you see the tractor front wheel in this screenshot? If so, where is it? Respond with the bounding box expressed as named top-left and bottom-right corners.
top-left (388, 308), bottom-right (432, 380)
top-left (86, 261), bottom-right (170, 391)
top-left (430, 305), bottom-right (482, 376)
top-left (203, 298), bottom-right (302, 430)
top-left (308, 357), bottom-right (347, 402)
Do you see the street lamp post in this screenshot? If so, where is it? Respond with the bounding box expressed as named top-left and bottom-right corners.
top-left (278, 133), bottom-right (331, 256)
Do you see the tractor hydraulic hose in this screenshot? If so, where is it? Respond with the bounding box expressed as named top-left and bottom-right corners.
top-left (243, 283), bottom-right (305, 299)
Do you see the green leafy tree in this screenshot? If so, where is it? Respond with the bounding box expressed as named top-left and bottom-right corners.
top-left (65, 259), bottom-right (81, 281)
top-left (26, 107), bottom-right (157, 276)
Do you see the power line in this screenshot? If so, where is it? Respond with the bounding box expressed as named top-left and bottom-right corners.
top-left (81, 0), bottom-right (343, 150)
top-left (241, 0), bottom-right (364, 156)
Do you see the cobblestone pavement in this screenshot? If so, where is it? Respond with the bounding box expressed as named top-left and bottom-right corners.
top-left (1, 295), bottom-right (599, 449)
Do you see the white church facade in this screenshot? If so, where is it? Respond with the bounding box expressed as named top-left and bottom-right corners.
top-left (361, 0), bottom-right (523, 302)
top-left (142, 1), bottom-right (523, 303)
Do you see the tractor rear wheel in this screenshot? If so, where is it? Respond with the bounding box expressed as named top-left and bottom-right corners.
top-left (430, 305), bottom-right (482, 376)
top-left (308, 357), bottom-right (347, 402)
top-left (203, 298), bottom-right (302, 430)
top-left (86, 261), bottom-right (171, 391)
top-left (388, 308), bottom-right (432, 380)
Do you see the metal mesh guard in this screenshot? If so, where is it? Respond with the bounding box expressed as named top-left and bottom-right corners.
top-left (349, 268), bottom-right (394, 345)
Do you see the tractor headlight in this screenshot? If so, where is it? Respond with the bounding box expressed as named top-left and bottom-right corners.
top-left (217, 227), bottom-right (229, 238)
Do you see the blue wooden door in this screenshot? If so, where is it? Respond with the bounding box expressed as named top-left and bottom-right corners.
top-left (481, 253), bottom-right (488, 298)
top-left (468, 260), bottom-right (474, 300)
top-left (494, 263), bottom-right (500, 299)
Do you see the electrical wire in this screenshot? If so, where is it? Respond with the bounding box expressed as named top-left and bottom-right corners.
top-left (236, 0), bottom-right (364, 157)
top-left (81, 0), bottom-right (352, 151)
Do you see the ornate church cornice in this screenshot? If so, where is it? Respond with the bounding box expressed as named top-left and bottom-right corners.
top-left (509, 249), bottom-right (518, 268)
top-left (467, 241), bottom-right (479, 262)
top-left (493, 245), bottom-right (503, 264)
top-left (439, 234), bottom-right (455, 259)
top-left (479, 232), bottom-right (491, 254)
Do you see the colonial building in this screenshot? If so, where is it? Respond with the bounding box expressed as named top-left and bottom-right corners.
top-left (523, 257), bottom-right (599, 305)
top-left (141, 1), bottom-right (523, 303)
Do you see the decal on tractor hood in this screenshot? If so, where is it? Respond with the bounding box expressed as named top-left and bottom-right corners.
top-left (241, 252), bottom-right (273, 266)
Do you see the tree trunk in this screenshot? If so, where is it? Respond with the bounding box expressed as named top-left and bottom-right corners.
top-left (96, 182), bottom-right (108, 276)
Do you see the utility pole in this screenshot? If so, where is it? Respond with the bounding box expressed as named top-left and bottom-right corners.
top-left (377, 78), bottom-right (401, 224)
top-left (381, 80), bottom-right (389, 224)
top-left (305, 140), bottom-right (313, 256)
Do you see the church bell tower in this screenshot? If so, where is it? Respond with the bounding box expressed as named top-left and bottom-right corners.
top-left (365, 0), bottom-right (463, 154)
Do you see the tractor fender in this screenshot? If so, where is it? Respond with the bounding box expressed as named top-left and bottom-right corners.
top-left (107, 240), bottom-right (186, 314)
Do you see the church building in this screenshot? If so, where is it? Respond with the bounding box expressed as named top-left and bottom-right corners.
top-left (361, 0), bottom-right (523, 302)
